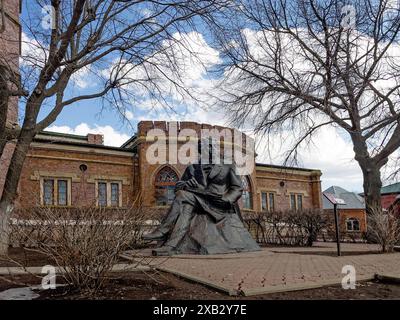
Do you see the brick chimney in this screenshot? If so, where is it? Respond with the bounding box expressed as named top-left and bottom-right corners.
top-left (87, 133), bottom-right (104, 145)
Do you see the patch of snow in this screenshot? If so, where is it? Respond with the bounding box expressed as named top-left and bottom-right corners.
top-left (0, 286), bottom-right (40, 300)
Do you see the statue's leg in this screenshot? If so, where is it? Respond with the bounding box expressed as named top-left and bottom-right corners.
top-left (152, 190), bottom-right (197, 255)
top-left (162, 203), bottom-right (195, 248)
top-left (143, 189), bottom-right (197, 241)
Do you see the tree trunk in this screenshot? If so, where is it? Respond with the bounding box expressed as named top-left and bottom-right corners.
top-left (0, 130), bottom-right (34, 255)
top-left (0, 200), bottom-right (13, 255)
top-left (351, 133), bottom-right (383, 214)
top-left (360, 161), bottom-right (383, 213)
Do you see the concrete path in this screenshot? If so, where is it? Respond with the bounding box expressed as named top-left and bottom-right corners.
top-left (123, 242), bottom-right (400, 296)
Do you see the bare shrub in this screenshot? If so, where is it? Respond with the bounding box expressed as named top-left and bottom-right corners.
top-left (4, 204), bottom-right (158, 293)
top-left (300, 209), bottom-right (329, 246)
top-left (367, 207), bottom-right (400, 253)
top-left (245, 209), bottom-right (328, 247)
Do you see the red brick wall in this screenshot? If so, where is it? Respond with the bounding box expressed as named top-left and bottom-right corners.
top-left (0, 0), bottom-right (21, 195)
top-left (254, 167), bottom-right (322, 212)
top-left (0, 0), bottom-right (21, 75)
top-left (381, 194), bottom-right (398, 210)
top-left (324, 208), bottom-right (367, 234)
top-left (16, 145), bottom-right (135, 209)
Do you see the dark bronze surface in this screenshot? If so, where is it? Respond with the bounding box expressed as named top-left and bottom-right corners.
top-left (143, 161), bottom-right (261, 256)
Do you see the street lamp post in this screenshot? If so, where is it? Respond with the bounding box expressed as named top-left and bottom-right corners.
top-left (333, 203), bottom-right (341, 256)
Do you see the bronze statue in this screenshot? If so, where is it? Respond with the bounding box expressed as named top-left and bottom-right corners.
top-left (143, 140), bottom-right (260, 256)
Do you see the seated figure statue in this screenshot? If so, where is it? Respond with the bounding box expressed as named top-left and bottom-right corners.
top-left (143, 141), bottom-right (260, 256)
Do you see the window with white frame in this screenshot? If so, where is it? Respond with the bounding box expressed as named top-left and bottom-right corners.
top-left (290, 193), bottom-right (303, 210)
top-left (261, 192), bottom-right (275, 211)
top-left (346, 218), bottom-right (360, 231)
top-left (96, 181), bottom-right (122, 207)
top-left (41, 178), bottom-right (71, 206)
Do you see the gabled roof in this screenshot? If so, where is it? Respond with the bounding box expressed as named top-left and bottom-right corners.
top-left (120, 134), bottom-right (137, 149)
top-left (381, 182), bottom-right (400, 195)
top-left (323, 186), bottom-right (365, 210)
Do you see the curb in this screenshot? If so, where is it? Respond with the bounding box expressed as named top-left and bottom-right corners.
top-left (375, 273), bottom-right (400, 284)
top-left (156, 266), bottom-right (238, 296)
top-left (240, 275), bottom-right (375, 296)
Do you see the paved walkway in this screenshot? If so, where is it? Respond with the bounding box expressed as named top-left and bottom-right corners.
top-left (124, 242), bottom-right (400, 296)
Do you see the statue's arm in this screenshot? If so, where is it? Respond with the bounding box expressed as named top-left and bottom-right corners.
top-left (175, 166), bottom-right (195, 191)
top-left (180, 166), bottom-right (194, 181)
top-left (222, 167), bottom-right (244, 204)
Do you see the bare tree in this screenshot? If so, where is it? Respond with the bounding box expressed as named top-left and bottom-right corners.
top-left (210, 0), bottom-right (400, 212)
top-left (0, 0), bottom-right (226, 254)
top-left (367, 206), bottom-right (400, 252)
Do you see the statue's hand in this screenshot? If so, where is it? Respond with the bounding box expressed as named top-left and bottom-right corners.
top-left (175, 181), bottom-right (187, 191)
top-left (186, 178), bottom-right (199, 188)
top-left (175, 178), bottom-right (199, 191)
top-left (211, 194), bottom-right (233, 208)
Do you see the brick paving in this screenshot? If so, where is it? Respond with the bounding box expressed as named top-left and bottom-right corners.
top-left (126, 243), bottom-right (400, 296)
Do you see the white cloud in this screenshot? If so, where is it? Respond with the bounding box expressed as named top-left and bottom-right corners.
top-left (70, 66), bottom-right (93, 89)
top-left (20, 33), bottom-right (93, 89)
top-left (299, 128), bottom-right (363, 192)
top-left (20, 32), bottom-right (48, 68)
top-left (254, 125), bottom-right (363, 192)
top-left (46, 123), bottom-right (130, 147)
top-left (125, 110), bottom-right (134, 120)
top-left (104, 31), bottom-right (221, 110)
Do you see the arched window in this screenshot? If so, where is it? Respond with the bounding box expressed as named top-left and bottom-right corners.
top-left (241, 176), bottom-right (253, 210)
top-left (155, 166), bottom-right (179, 206)
top-left (346, 218), bottom-right (360, 231)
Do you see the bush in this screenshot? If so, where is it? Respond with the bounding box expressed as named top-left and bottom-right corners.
top-left (244, 209), bottom-right (328, 246)
top-left (6, 205), bottom-right (156, 293)
top-left (366, 207), bottom-right (400, 253)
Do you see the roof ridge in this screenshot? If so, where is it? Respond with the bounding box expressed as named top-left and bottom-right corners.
top-left (39, 130), bottom-right (87, 139)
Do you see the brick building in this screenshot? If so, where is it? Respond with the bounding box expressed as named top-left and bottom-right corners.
top-left (380, 182), bottom-right (400, 216)
top-left (0, 0), bottom-right (21, 195)
top-left (11, 121), bottom-right (323, 217)
top-left (323, 186), bottom-right (367, 240)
